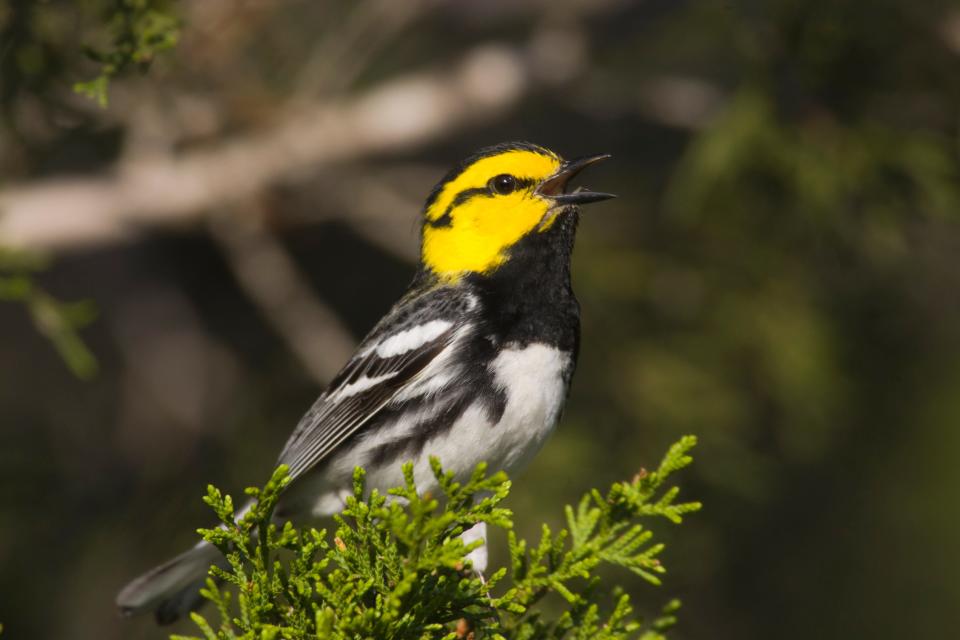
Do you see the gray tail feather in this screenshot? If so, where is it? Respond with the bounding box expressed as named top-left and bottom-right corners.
top-left (116, 541), bottom-right (226, 625)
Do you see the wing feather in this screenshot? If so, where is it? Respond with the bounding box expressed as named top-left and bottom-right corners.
top-left (278, 323), bottom-right (457, 482)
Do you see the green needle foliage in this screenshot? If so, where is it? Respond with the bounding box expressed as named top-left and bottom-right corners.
top-left (74, 0), bottom-right (181, 106)
top-left (173, 437), bottom-right (701, 640)
top-left (0, 249), bottom-right (98, 379)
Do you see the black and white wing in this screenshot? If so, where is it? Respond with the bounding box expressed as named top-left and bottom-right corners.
top-left (276, 289), bottom-right (471, 483)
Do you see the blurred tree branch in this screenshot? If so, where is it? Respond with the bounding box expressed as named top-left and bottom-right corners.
top-left (0, 0), bottom-right (728, 387)
top-left (0, 43), bottom-right (531, 253)
top-left (289, 0), bottom-right (431, 102)
top-left (208, 206), bottom-right (357, 383)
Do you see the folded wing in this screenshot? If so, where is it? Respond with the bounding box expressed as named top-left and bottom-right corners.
top-left (277, 314), bottom-right (461, 482)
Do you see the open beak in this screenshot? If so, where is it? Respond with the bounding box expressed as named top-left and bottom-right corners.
top-left (537, 153), bottom-right (616, 205)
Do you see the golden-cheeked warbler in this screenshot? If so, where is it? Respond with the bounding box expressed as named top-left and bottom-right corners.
top-left (117, 141), bottom-right (614, 623)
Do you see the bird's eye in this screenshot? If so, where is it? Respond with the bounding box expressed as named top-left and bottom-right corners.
top-left (489, 174), bottom-right (518, 195)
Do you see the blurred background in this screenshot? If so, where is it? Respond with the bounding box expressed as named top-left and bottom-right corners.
top-left (2, 0), bottom-right (959, 637)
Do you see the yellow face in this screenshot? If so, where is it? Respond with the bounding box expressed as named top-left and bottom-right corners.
top-left (421, 147), bottom-right (564, 281)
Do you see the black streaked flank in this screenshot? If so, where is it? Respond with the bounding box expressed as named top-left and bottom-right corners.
top-left (362, 327), bottom-right (509, 468)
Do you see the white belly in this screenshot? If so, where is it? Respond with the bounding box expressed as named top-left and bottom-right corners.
top-left (364, 342), bottom-right (572, 493)
top-left (485, 343), bottom-right (573, 472)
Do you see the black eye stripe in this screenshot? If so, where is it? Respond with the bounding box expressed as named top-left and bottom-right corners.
top-left (427, 187), bottom-right (488, 227)
top-left (454, 186), bottom-right (492, 205)
top-left (426, 177), bottom-right (538, 228)
top-left (502, 177), bottom-right (534, 190)
top-left (429, 211), bottom-right (453, 228)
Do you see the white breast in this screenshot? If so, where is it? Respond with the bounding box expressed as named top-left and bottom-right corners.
top-left (392, 343), bottom-right (572, 485)
top-left (488, 343), bottom-right (573, 471)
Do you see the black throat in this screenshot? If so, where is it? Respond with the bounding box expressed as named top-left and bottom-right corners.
top-left (466, 210), bottom-right (581, 355)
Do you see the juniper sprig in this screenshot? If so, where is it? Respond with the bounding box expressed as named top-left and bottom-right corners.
top-left (173, 436), bottom-right (701, 640)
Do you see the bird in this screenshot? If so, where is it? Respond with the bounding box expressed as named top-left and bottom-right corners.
top-left (116, 140), bottom-right (614, 624)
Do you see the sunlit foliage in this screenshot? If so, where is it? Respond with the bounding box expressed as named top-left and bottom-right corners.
top-left (176, 439), bottom-right (700, 640)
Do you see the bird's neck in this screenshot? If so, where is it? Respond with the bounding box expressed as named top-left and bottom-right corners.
top-left (468, 211), bottom-right (581, 353)
top-left (410, 211), bottom-right (582, 352)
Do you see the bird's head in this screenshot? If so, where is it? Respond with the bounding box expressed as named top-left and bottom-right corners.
top-left (420, 142), bottom-right (613, 282)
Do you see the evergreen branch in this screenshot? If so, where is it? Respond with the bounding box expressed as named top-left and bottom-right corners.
top-left (75, 0), bottom-right (181, 106)
top-left (178, 437), bottom-right (701, 639)
top-left (0, 248), bottom-right (98, 379)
